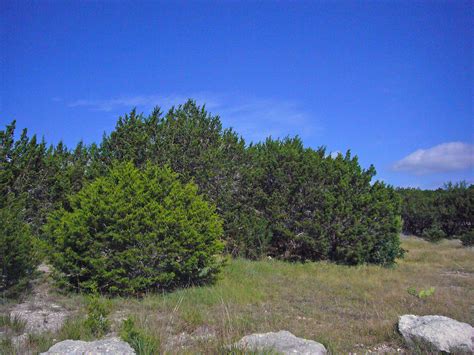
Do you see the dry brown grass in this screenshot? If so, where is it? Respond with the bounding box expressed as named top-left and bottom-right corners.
top-left (109, 237), bottom-right (474, 353)
top-left (1, 237), bottom-right (473, 354)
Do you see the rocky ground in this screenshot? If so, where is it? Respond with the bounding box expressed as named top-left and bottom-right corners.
top-left (9, 265), bottom-right (70, 335)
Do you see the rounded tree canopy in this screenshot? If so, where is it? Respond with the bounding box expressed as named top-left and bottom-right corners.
top-left (45, 162), bottom-right (224, 295)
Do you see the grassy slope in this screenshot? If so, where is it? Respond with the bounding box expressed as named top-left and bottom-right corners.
top-left (1, 237), bottom-right (473, 354)
top-left (112, 237), bottom-right (474, 353)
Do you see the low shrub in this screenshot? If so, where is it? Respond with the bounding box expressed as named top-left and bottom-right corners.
top-left (460, 230), bottom-right (474, 247)
top-left (421, 225), bottom-right (446, 243)
top-left (44, 162), bottom-right (224, 295)
top-left (407, 286), bottom-right (435, 299)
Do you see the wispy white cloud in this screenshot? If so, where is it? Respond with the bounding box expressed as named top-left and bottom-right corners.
top-left (215, 97), bottom-right (321, 142)
top-left (393, 142), bottom-right (474, 175)
top-left (68, 94), bottom-right (217, 112)
top-left (67, 93), bottom-right (321, 142)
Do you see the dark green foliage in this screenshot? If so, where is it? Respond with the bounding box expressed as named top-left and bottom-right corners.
top-left (45, 162), bottom-right (224, 295)
top-left (460, 230), bottom-right (474, 247)
top-left (1, 121), bottom-right (49, 236)
top-left (437, 182), bottom-right (474, 237)
top-left (0, 195), bottom-right (38, 292)
top-left (398, 188), bottom-right (437, 236)
top-left (398, 182), bottom-right (474, 239)
top-left (1, 121), bottom-right (102, 238)
top-left (239, 138), bottom-right (402, 264)
top-left (421, 225), bottom-right (446, 243)
top-left (3, 99), bottom-right (404, 272)
top-left (84, 297), bottom-right (111, 337)
top-left (120, 318), bottom-right (159, 355)
top-left (100, 102), bottom-right (247, 256)
top-left (0, 122), bottom-right (39, 292)
top-left (225, 208), bottom-right (271, 259)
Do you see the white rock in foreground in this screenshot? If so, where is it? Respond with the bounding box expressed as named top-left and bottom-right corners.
top-left (398, 315), bottom-right (473, 353)
top-left (40, 337), bottom-right (135, 355)
top-left (233, 330), bottom-right (327, 354)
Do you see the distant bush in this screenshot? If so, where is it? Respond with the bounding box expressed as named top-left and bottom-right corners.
top-left (460, 230), bottom-right (474, 247)
top-left (398, 188), bottom-right (437, 236)
top-left (398, 182), bottom-right (474, 239)
top-left (0, 195), bottom-right (38, 293)
top-left (421, 225), bottom-right (446, 243)
top-left (45, 162), bottom-right (224, 295)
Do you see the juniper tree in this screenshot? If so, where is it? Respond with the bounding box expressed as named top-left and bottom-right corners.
top-left (44, 162), bottom-right (224, 295)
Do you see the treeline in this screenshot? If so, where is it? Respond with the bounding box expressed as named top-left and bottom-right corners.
top-left (398, 183), bottom-right (473, 245)
top-left (2, 100), bottom-right (403, 293)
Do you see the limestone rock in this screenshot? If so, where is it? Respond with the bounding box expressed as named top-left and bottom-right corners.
top-left (398, 315), bottom-right (473, 353)
top-left (165, 325), bottom-right (216, 350)
top-left (11, 333), bottom-right (29, 349)
top-left (233, 330), bottom-right (327, 354)
top-left (40, 337), bottom-right (135, 354)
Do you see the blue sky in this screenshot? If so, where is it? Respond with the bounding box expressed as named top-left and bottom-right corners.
top-left (1, 0), bottom-right (473, 189)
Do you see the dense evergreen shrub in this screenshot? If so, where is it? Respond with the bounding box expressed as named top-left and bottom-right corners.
top-left (1, 121), bottom-right (101, 238)
top-left (4, 100), bottom-right (405, 268)
top-left (1, 122), bottom-right (38, 292)
top-left (421, 225), bottom-right (446, 243)
top-left (96, 104), bottom-right (403, 264)
top-left (241, 138), bottom-right (403, 265)
top-left (398, 188), bottom-right (437, 236)
top-left (436, 182), bottom-right (474, 237)
top-left (100, 103), bottom-right (247, 255)
top-left (461, 230), bottom-right (474, 247)
top-left (398, 182), bottom-right (474, 238)
top-left (44, 162), bottom-right (224, 295)
top-left (0, 195), bottom-right (38, 292)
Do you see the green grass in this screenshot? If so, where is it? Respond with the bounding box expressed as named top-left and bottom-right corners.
top-left (0, 314), bottom-right (25, 335)
top-left (0, 316), bottom-right (92, 355)
top-left (120, 317), bottom-right (160, 355)
top-left (107, 237), bottom-right (473, 353)
top-left (1, 237), bottom-right (473, 354)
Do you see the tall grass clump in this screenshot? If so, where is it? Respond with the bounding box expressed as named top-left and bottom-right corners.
top-left (84, 296), bottom-right (111, 337)
top-left (120, 318), bottom-right (159, 355)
